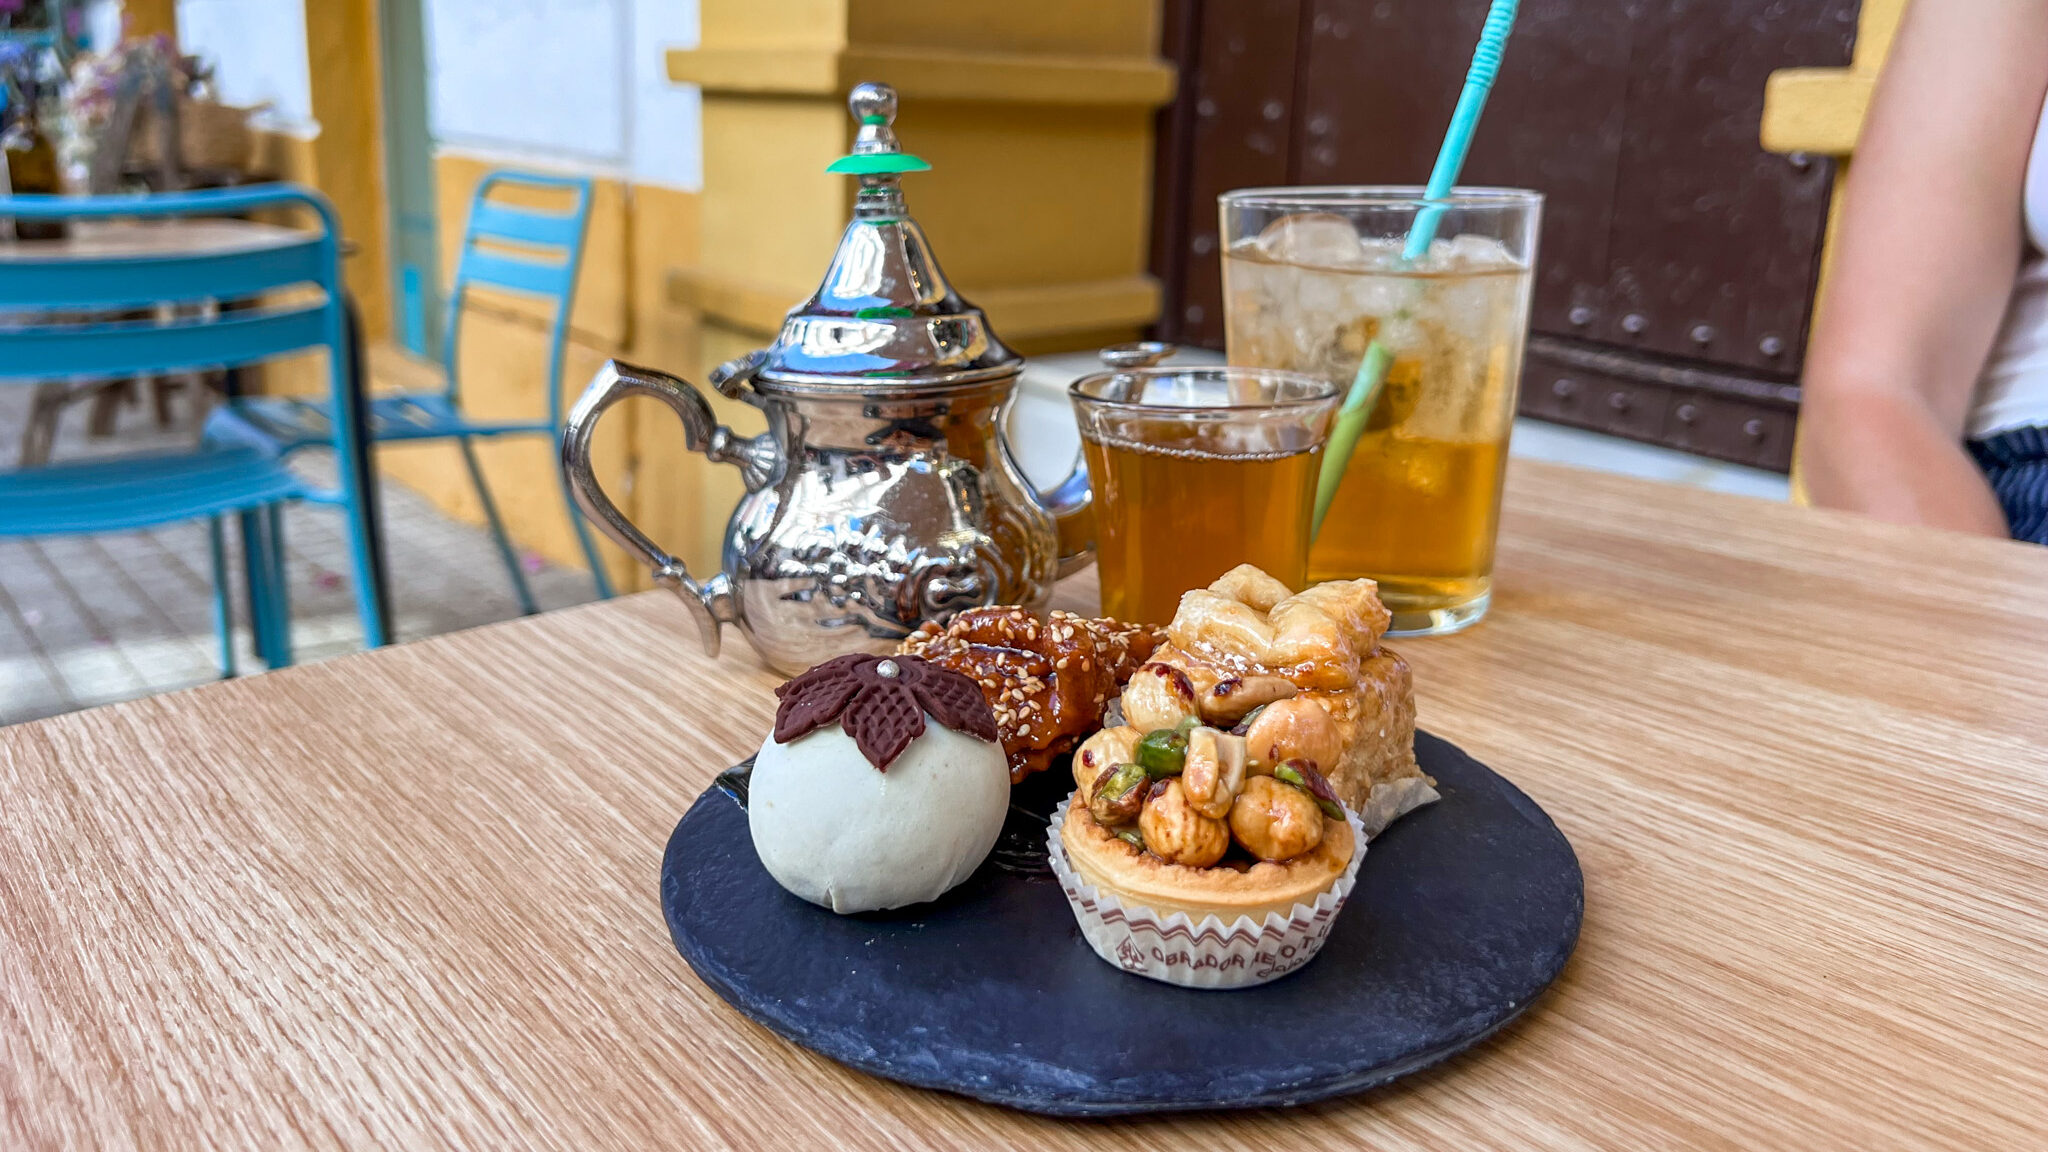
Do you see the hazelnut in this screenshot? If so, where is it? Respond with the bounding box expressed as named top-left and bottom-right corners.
top-left (1138, 779), bottom-right (1230, 867)
top-left (1240, 697), bottom-right (1344, 773)
top-left (1121, 663), bottom-right (1199, 733)
top-left (1179, 726), bottom-right (1248, 820)
top-left (1229, 775), bottom-right (1326, 862)
top-left (1073, 726), bottom-right (1142, 797)
top-left (1200, 674), bottom-right (1298, 725)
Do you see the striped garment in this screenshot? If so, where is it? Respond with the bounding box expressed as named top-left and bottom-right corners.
top-left (1968, 425), bottom-right (2048, 544)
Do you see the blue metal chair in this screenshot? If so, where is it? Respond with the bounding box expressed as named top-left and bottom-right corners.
top-left (205, 170), bottom-right (610, 612)
top-left (0, 185), bottom-right (389, 673)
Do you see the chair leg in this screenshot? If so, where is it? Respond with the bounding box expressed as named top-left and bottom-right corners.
top-left (21, 383), bottom-right (68, 468)
top-left (240, 507), bottom-right (295, 670)
top-left (459, 436), bottom-right (539, 615)
top-left (552, 439), bottom-right (615, 601)
top-left (207, 515), bottom-right (237, 679)
top-left (265, 503), bottom-right (294, 668)
top-left (87, 379), bottom-right (132, 438)
top-left (239, 509), bottom-right (278, 668)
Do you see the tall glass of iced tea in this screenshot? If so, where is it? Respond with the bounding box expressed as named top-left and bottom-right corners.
top-left (1221, 187), bottom-right (1541, 636)
top-left (1070, 366), bottom-right (1340, 625)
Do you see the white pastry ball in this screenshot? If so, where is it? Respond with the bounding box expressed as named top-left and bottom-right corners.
top-left (748, 715), bottom-right (1009, 914)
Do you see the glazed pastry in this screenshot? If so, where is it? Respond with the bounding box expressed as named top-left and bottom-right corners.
top-left (1136, 564), bottom-right (1428, 816)
top-left (897, 607), bottom-right (1161, 781)
top-left (748, 653), bottom-right (1009, 914)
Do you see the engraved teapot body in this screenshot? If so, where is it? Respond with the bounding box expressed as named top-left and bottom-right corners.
top-left (560, 84), bottom-right (1090, 675)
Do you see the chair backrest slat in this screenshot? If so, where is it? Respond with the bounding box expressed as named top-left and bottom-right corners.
top-left (0, 304), bottom-right (329, 380)
top-left (456, 247), bottom-right (573, 299)
top-left (0, 451), bottom-right (266, 493)
top-left (0, 238), bottom-right (327, 309)
top-left (467, 201), bottom-right (584, 250)
top-left (0, 185), bottom-right (347, 391)
top-left (441, 170), bottom-right (593, 416)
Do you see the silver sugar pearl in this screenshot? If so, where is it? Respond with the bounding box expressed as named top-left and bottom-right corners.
top-left (875, 658), bottom-right (901, 679)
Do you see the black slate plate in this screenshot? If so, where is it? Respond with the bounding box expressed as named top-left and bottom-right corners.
top-left (660, 731), bottom-right (1582, 1116)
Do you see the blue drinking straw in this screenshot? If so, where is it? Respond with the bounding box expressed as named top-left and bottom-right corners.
top-left (1312, 0), bottom-right (1521, 536)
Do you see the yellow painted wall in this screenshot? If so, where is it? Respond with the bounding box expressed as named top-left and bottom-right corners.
top-left (304, 0), bottom-right (391, 343)
top-left (673, 0), bottom-right (1172, 356)
top-left (627, 183), bottom-right (756, 582)
top-left (123, 0), bottom-right (177, 41)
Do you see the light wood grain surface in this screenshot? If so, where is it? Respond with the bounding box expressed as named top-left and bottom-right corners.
top-left (0, 219), bottom-right (304, 263)
top-left (5, 459), bottom-right (2046, 1150)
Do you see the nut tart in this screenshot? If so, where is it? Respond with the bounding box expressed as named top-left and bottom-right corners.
top-left (1052, 719), bottom-right (1368, 988)
top-left (1059, 801), bottom-right (1355, 926)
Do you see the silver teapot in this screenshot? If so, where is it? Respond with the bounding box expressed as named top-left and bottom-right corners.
top-left (561, 83), bottom-right (1107, 676)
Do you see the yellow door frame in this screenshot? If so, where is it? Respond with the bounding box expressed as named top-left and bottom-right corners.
top-left (1760, 0), bottom-right (1912, 502)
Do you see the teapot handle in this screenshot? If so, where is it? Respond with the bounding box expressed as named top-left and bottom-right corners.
top-left (560, 359), bottom-right (751, 656)
top-left (1031, 341), bottom-right (1180, 580)
top-left (1037, 455), bottom-right (1096, 580)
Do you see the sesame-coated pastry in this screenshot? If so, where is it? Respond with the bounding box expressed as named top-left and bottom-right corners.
top-left (897, 608), bottom-right (1162, 781)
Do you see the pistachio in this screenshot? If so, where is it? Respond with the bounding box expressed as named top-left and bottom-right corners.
top-left (1228, 702), bottom-right (1270, 736)
top-left (1135, 728), bottom-right (1188, 777)
top-left (1274, 759), bottom-right (1345, 820)
top-left (1088, 762), bottom-right (1149, 827)
top-left (1180, 726), bottom-right (1248, 820)
top-left (1114, 827), bottom-right (1146, 849)
top-left (1228, 774), bottom-right (1327, 862)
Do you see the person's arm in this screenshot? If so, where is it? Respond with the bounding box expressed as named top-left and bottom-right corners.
top-left (1798, 0), bottom-right (2048, 536)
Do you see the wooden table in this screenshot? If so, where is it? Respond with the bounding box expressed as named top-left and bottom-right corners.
top-left (0, 219), bottom-right (309, 262)
top-left (4, 461), bottom-right (2045, 1149)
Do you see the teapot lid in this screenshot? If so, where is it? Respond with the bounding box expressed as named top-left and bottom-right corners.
top-left (724, 83), bottom-right (1022, 394)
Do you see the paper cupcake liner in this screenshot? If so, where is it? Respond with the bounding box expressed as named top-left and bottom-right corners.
top-left (1045, 799), bottom-right (1368, 990)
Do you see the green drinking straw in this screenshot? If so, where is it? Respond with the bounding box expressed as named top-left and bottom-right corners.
top-left (1312, 0), bottom-right (1521, 537)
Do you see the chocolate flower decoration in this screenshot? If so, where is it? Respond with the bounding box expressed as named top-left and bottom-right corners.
top-left (773, 653), bottom-right (1000, 770)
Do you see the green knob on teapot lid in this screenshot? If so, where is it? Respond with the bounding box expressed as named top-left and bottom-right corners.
top-left (826, 82), bottom-right (931, 175)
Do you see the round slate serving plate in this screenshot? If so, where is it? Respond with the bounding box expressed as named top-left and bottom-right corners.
top-left (660, 731), bottom-right (1582, 1117)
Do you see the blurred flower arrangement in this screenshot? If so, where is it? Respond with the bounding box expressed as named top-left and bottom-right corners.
top-left (5, 11), bottom-right (241, 199)
top-left (60, 33), bottom-right (180, 189)
top-left (1, 35), bottom-right (64, 215)
top-left (0, 38), bottom-right (52, 156)
top-left (2, 0), bottom-right (76, 231)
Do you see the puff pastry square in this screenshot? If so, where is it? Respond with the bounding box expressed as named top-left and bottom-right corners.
top-left (1145, 564), bottom-right (1421, 810)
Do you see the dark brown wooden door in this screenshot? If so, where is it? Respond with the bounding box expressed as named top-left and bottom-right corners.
top-left (1149, 0), bottom-right (1858, 471)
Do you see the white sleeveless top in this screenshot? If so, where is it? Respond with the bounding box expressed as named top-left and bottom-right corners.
top-left (1968, 91), bottom-right (2048, 438)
